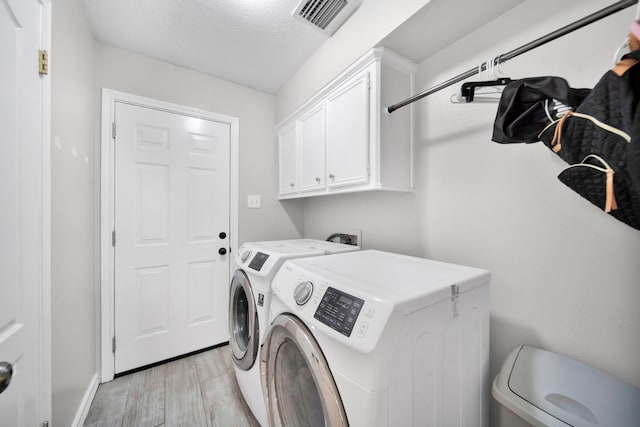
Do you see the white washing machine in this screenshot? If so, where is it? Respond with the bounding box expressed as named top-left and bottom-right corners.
top-left (228, 239), bottom-right (358, 426)
top-left (261, 250), bottom-right (491, 427)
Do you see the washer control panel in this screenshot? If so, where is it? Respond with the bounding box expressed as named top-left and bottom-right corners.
top-left (272, 261), bottom-right (394, 353)
top-left (313, 287), bottom-right (364, 337)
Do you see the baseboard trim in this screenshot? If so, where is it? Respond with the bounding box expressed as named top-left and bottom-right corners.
top-left (71, 373), bottom-right (100, 427)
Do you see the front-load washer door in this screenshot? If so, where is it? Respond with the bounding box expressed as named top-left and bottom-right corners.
top-left (261, 314), bottom-right (348, 427)
top-left (229, 270), bottom-right (259, 370)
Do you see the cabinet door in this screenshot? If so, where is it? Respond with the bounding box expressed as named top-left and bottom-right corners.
top-left (326, 72), bottom-right (370, 188)
top-left (278, 124), bottom-right (298, 195)
top-left (299, 103), bottom-right (326, 192)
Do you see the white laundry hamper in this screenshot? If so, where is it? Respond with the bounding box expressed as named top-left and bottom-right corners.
top-left (492, 345), bottom-right (640, 427)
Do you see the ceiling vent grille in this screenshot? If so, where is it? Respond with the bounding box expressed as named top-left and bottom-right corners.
top-left (293, 0), bottom-right (362, 35)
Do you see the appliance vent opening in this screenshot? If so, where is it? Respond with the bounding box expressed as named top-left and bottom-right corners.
top-left (293, 0), bottom-right (362, 35)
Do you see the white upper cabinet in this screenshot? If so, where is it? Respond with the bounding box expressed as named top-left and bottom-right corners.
top-left (278, 123), bottom-right (298, 195)
top-left (326, 71), bottom-right (370, 188)
top-left (299, 103), bottom-right (326, 192)
top-left (277, 48), bottom-right (416, 199)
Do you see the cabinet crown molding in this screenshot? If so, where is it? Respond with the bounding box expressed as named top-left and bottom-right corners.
top-left (277, 47), bottom-right (417, 130)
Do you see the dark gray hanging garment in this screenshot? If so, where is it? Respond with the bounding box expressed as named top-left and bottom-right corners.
top-left (536, 51), bottom-right (640, 230)
top-left (491, 51), bottom-right (640, 230)
top-left (491, 77), bottom-right (590, 144)
top-left (625, 51), bottom-right (640, 201)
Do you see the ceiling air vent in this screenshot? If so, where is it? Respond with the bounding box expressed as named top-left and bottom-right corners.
top-left (292, 0), bottom-right (362, 35)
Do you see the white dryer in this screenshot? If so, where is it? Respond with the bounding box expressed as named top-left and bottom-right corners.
top-left (228, 239), bottom-right (358, 426)
top-left (261, 250), bottom-right (491, 427)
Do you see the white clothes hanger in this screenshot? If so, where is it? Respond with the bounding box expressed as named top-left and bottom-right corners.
top-left (450, 56), bottom-right (506, 104)
top-left (613, 37), bottom-right (630, 64)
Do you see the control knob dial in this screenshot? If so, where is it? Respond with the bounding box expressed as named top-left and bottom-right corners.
top-left (240, 250), bottom-right (252, 263)
top-left (294, 281), bottom-right (314, 306)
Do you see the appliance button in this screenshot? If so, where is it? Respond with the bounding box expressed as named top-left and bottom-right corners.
top-left (356, 322), bottom-right (369, 338)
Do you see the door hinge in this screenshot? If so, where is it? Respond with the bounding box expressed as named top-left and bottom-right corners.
top-left (112, 336), bottom-right (116, 354)
top-left (41, 421), bottom-right (49, 427)
top-left (112, 230), bottom-right (116, 247)
top-left (112, 122), bottom-right (116, 139)
top-left (38, 50), bottom-right (48, 75)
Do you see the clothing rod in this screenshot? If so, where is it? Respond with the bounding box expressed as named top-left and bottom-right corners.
top-left (386, 0), bottom-right (638, 113)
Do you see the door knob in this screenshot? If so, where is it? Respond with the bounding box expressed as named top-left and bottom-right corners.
top-left (0, 362), bottom-right (13, 394)
top-left (219, 232), bottom-right (227, 239)
top-left (219, 248), bottom-right (227, 255)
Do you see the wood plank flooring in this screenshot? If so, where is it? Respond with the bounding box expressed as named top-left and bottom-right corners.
top-left (84, 345), bottom-right (261, 427)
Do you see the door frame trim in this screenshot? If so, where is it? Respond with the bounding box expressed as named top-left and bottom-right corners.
top-left (99, 89), bottom-right (239, 381)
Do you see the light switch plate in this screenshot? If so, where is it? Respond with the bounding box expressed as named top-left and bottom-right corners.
top-left (247, 194), bottom-right (261, 209)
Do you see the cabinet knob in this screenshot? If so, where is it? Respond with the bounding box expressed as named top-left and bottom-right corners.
top-left (329, 174), bottom-right (335, 181)
top-left (315, 177), bottom-right (321, 183)
top-left (219, 232), bottom-right (227, 239)
top-left (290, 182), bottom-right (295, 188)
top-left (219, 248), bottom-right (227, 255)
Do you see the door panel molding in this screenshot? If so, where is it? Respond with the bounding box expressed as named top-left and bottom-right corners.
top-left (100, 89), bottom-right (239, 381)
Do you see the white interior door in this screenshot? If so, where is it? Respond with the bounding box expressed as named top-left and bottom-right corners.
top-left (114, 102), bottom-right (230, 373)
top-left (0, 0), bottom-right (50, 425)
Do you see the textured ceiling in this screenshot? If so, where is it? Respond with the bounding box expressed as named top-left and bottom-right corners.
top-left (84, 0), bottom-right (332, 94)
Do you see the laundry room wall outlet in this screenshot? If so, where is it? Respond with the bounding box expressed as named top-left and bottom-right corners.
top-left (247, 194), bottom-right (261, 209)
top-left (349, 229), bottom-right (362, 247)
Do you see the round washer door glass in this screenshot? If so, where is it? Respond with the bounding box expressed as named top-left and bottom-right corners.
top-left (229, 269), bottom-right (258, 370)
top-left (261, 314), bottom-right (348, 427)
top-left (276, 340), bottom-right (324, 425)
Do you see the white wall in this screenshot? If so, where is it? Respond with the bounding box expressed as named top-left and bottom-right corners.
top-left (95, 43), bottom-right (304, 245)
top-left (416, 0), bottom-right (640, 421)
top-left (50, 6), bottom-right (304, 424)
top-left (51, 0), bottom-right (98, 425)
top-left (283, 0), bottom-right (640, 423)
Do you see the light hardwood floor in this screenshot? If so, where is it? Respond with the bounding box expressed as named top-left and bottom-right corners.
top-left (84, 345), bottom-right (261, 427)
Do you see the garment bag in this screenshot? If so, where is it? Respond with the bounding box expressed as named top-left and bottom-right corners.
top-left (491, 51), bottom-right (640, 230)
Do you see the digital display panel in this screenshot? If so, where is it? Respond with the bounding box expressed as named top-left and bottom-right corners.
top-left (248, 252), bottom-right (269, 271)
top-left (314, 287), bottom-right (364, 337)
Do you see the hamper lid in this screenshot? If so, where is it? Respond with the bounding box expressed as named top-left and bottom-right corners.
top-left (507, 346), bottom-right (640, 426)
